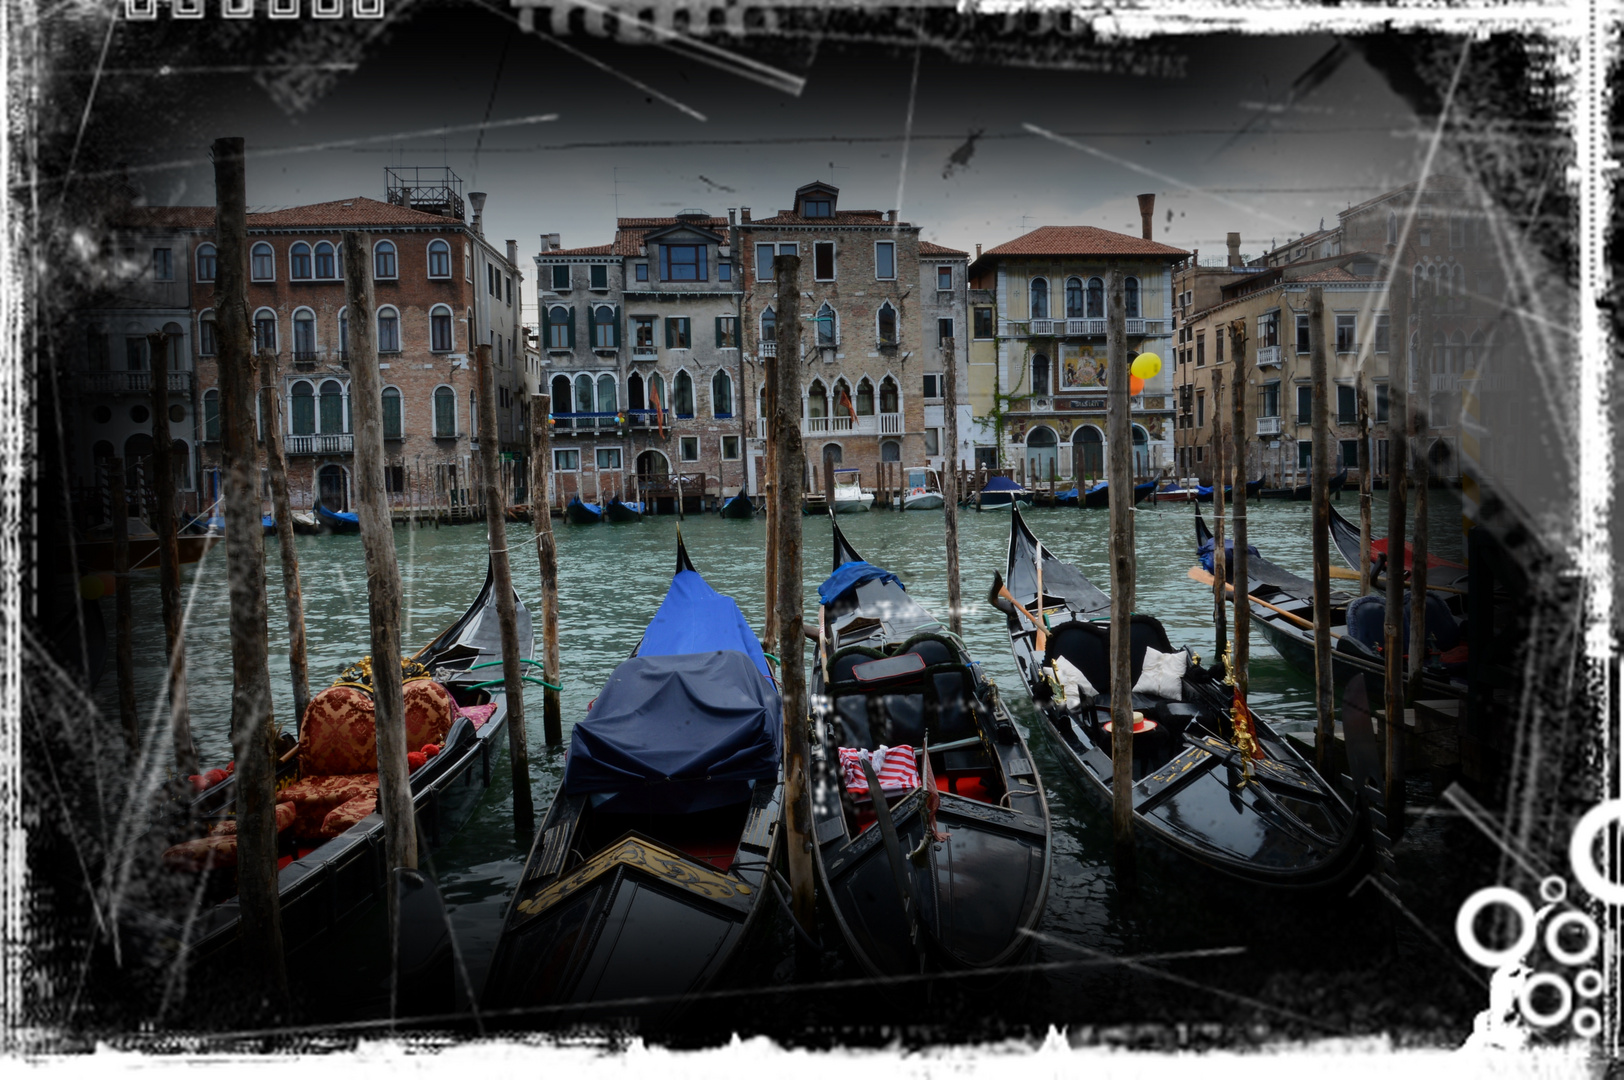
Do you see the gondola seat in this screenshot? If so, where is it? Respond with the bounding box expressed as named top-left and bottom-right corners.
top-left (278, 685), bottom-right (380, 839)
top-left (404, 677), bottom-right (456, 748)
top-left (898, 633), bottom-right (981, 742)
top-left (1043, 616), bottom-right (1174, 712)
top-left (320, 793), bottom-right (378, 838)
top-left (162, 803), bottom-right (297, 871)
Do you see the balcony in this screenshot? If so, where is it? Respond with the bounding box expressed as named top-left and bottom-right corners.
top-left (1009, 317), bottom-right (1165, 340)
top-left (631, 344), bottom-right (659, 358)
top-left (82, 370), bottom-right (192, 395)
top-left (796, 413), bottom-right (902, 438)
top-left (1256, 416), bottom-right (1282, 436)
top-left (759, 342), bottom-right (777, 358)
top-left (286, 433), bottom-right (355, 455)
top-left (1256, 345), bottom-right (1282, 369)
top-left (1430, 373), bottom-right (1460, 392)
top-left (880, 412), bottom-right (902, 434)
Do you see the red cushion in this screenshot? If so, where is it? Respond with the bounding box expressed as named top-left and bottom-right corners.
top-left (300, 686), bottom-right (377, 777)
top-left (277, 773), bottom-right (378, 840)
top-left (163, 834), bottom-right (238, 872)
top-left (320, 793), bottom-right (378, 838)
top-left (404, 679), bottom-right (456, 749)
top-left (208, 802), bottom-right (297, 835)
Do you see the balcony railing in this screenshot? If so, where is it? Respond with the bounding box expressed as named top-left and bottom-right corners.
top-left (631, 344), bottom-right (658, 358)
top-left (759, 342), bottom-right (777, 358)
top-left (1256, 345), bottom-right (1282, 368)
top-left (1430, 373), bottom-right (1461, 391)
top-left (1009, 317), bottom-right (1165, 339)
top-left (82, 370), bottom-right (192, 394)
top-left (880, 412), bottom-right (902, 434)
top-left (1256, 416), bottom-right (1282, 436)
top-left (794, 412), bottom-right (903, 437)
top-left (286, 433), bottom-right (355, 455)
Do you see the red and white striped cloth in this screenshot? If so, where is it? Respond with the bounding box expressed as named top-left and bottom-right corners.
top-left (838, 745), bottom-right (920, 801)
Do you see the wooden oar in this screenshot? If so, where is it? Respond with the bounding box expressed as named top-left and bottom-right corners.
top-left (992, 577), bottom-right (1047, 653)
top-left (1187, 566), bottom-right (1316, 632)
top-left (1327, 564), bottom-right (1467, 595)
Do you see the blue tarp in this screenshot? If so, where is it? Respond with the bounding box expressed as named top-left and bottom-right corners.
top-left (818, 560), bottom-right (904, 606)
top-left (1198, 536), bottom-right (1262, 574)
top-left (568, 498), bottom-right (602, 515)
top-left (562, 650), bottom-right (782, 812)
top-left (981, 476), bottom-right (1025, 493)
top-left (642, 569), bottom-right (772, 680)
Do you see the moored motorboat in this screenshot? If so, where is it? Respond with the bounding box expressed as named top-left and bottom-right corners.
top-left (482, 540), bottom-right (782, 1023)
top-left (901, 467), bottom-right (944, 510)
top-left (565, 496), bottom-right (603, 525)
top-left (998, 509), bottom-right (1362, 886)
top-left (604, 498), bottom-right (644, 523)
top-left (290, 511), bottom-right (321, 535)
top-left (974, 476), bottom-right (1031, 510)
top-left (1150, 479), bottom-right (1201, 504)
top-left (808, 516), bottom-right (1051, 977)
top-left (831, 467), bottom-right (876, 513)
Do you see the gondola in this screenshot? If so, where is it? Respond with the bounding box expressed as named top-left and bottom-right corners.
top-left (127, 561), bottom-right (528, 971)
top-left (565, 496), bottom-right (603, 525)
top-left (1194, 478), bottom-right (1263, 504)
top-left (314, 500), bottom-right (360, 533)
top-left (719, 487), bottom-right (755, 518)
top-left (974, 475), bottom-right (1031, 509)
top-left (291, 510), bottom-right (321, 535)
top-left (1080, 479), bottom-right (1155, 509)
top-left (1328, 505), bottom-right (1469, 590)
top-left (998, 510), bottom-right (1362, 886)
top-left (1053, 486), bottom-right (1080, 508)
top-left (78, 517), bottom-right (220, 573)
top-left (483, 540), bottom-right (782, 1021)
top-left (808, 516), bottom-right (1050, 977)
top-left (604, 497), bottom-right (644, 523)
top-left (1290, 468), bottom-right (1348, 501)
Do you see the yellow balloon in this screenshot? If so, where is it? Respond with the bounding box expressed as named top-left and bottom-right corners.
top-left (1131, 352), bottom-right (1162, 380)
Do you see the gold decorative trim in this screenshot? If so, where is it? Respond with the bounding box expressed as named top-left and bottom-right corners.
top-left (515, 835), bottom-right (753, 919)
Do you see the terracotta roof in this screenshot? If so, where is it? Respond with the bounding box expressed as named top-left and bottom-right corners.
top-left (976, 225), bottom-right (1190, 259)
top-left (611, 216), bottom-right (729, 256)
top-left (1294, 265), bottom-right (1360, 282)
top-left (919, 240), bottom-right (966, 256)
top-left (544, 243), bottom-right (614, 257)
top-left (119, 197), bottom-right (466, 231)
top-left (746, 210), bottom-right (899, 226)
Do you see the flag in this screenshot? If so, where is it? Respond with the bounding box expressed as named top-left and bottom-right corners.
top-left (839, 385), bottom-right (857, 420)
top-left (649, 383), bottom-right (665, 438)
top-left (1230, 688), bottom-right (1266, 771)
top-left (920, 742), bottom-right (949, 843)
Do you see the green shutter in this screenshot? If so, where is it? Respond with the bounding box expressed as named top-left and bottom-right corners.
top-left (613, 305), bottom-right (621, 347)
top-left (586, 304), bottom-right (597, 345)
top-left (715, 316), bottom-right (724, 348)
top-left (541, 305), bottom-right (551, 346)
top-left (665, 317), bottom-right (674, 348)
top-left (566, 307), bottom-right (576, 348)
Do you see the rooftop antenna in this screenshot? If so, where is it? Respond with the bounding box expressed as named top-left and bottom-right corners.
top-left (612, 166), bottom-right (624, 218)
top-left (828, 161), bottom-right (849, 185)
top-left (1020, 214), bottom-right (1033, 234)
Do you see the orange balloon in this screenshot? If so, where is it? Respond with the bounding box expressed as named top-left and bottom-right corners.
top-left (1129, 374), bottom-right (1146, 395)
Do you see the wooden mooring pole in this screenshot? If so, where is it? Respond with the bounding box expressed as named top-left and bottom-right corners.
top-left (259, 348), bottom-right (310, 731)
top-left (942, 336), bottom-right (962, 636)
top-left (530, 394), bottom-right (563, 747)
top-left (1308, 288), bottom-right (1335, 773)
top-left (1357, 371), bottom-right (1373, 595)
top-left (1229, 318), bottom-right (1251, 700)
top-left (109, 458), bottom-right (138, 755)
top-left (474, 343), bottom-right (534, 836)
top-left (214, 135), bottom-right (287, 1006)
top-left (1105, 270), bottom-right (1134, 870)
top-left (1407, 383), bottom-right (1430, 705)
top-left (1384, 278), bottom-right (1409, 834)
top-left (771, 251), bottom-right (818, 973)
top-left (1210, 371), bottom-right (1227, 661)
top-left (148, 333), bottom-right (196, 774)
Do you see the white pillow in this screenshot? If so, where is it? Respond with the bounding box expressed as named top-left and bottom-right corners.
top-left (1050, 655), bottom-right (1098, 709)
top-left (1132, 645), bottom-right (1188, 699)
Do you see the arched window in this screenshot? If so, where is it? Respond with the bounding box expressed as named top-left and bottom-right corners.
top-left (547, 305), bottom-right (570, 349)
top-left (1032, 353), bottom-right (1050, 397)
top-left (1131, 424), bottom-right (1149, 475)
top-left (1124, 276), bottom-right (1140, 318)
top-left (574, 373), bottom-right (595, 423)
top-left (382, 386), bottom-right (402, 440)
top-left (338, 307), bottom-right (348, 358)
top-left (1087, 277), bottom-right (1104, 319)
top-left (469, 394), bottom-right (478, 438)
top-left (1453, 263), bottom-right (1466, 299)
top-left (198, 311), bottom-right (216, 357)
top-left (1387, 211), bottom-right (1398, 245)
top-left (195, 243), bottom-right (217, 282)
top-left (250, 242), bottom-right (274, 281)
top-left (374, 241), bottom-right (398, 280)
top-left (1065, 277), bottom-right (1084, 318)
top-left (674, 370), bottom-right (695, 416)
top-left (712, 369), bottom-right (733, 417)
top-left (592, 304), bottom-right (615, 349)
top-left (1073, 424), bottom-right (1103, 477)
top-left (877, 302), bottom-right (898, 345)
top-left (1029, 278), bottom-right (1049, 320)
top-left (427, 239), bottom-right (451, 278)
top-left (855, 377), bottom-right (875, 416)
top-left (879, 376), bottom-right (899, 414)
top-left (253, 308), bottom-right (277, 353)
top-left (292, 308), bottom-right (316, 360)
top-left (550, 374), bottom-right (572, 428)
top-left (314, 241), bottom-right (336, 279)
top-left (319, 379), bottom-right (345, 434)
top-left (1026, 426), bottom-right (1058, 480)
top-left (290, 381), bottom-right (315, 436)
top-left (880, 440), bottom-right (901, 463)
top-left (823, 443), bottom-right (844, 466)
top-left (597, 373), bottom-right (617, 424)
top-left (161, 322), bottom-right (185, 370)
top-left (815, 302), bottom-right (837, 347)
top-left (831, 379), bottom-right (853, 420)
top-left (377, 306), bottom-right (400, 353)
top-left (290, 242), bottom-right (312, 280)
top-left (429, 305), bottom-right (453, 352)
top-left (202, 389), bottom-right (220, 442)
top-left (1465, 330), bottom-right (1482, 374)
top-left (760, 305), bottom-right (776, 343)
top-left (807, 379), bottom-right (828, 419)
top-left (627, 371), bottom-right (645, 414)
top-left (433, 386), bottom-right (456, 437)
top-left (647, 372), bottom-right (666, 416)
top-left (1413, 263), bottom-right (1426, 297)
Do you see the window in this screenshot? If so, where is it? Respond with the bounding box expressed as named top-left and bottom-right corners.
top-left (427, 240), bottom-right (450, 278)
top-left (924, 428), bottom-right (940, 456)
top-left (382, 386), bottom-right (402, 439)
top-left (877, 302), bottom-right (897, 345)
top-left (153, 248), bottom-right (173, 281)
top-left (377, 307), bottom-right (400, 353)
top-left (434, 386), bottom-right (456, 437)
top-left (632, 315), bottom-right (656, 349)
top-left (974, 307), bottom-right (994, 338)
top-left (1335, 314), bottom-right (1356, 353)
top-left (1298, 440), bottom-right (1313, 469)
top-left (937, 265), bottom-right (953, 291)
top-left (553, 448), bottom-right (579, 471)
top-left (1196, 332), bottom-right (1205, 367)
top-left (1375, 382), bottom-right (1389, 422)
top-left (665, 317), bottom-right (691, 349)
top-left (1418, 209), bottom-right (1432, 247)
top-left (1215, 331), bottom-right (1224, 364)
top-left (202, 389), bottom-right (220, 441)
top-left (552, 265), bottom-right (570, 290)
top-left (1256, 312), bottom-right (1280, 348)
top-left (1340, 439), bottom-right (1359, 467)
top-left (195, 243), bottom-right (216, 282)
top-left (807, 380), bottom-right (828, 420)
top-left (290, 242), bottom-right (311, 280)
top-left (673, 370), bottom-right (695, 416)
top-left (339, 310), bottom-right (349, 357)
top-left (1296, 314), bottom-right (1311, 354)
top-left (1259, 380), bottom-right (1280, 418)
top-left (880, 376), bottom-right (899, 414)
top-left (923, 373), bottom-right (941, 399)
top-left (487, 265), bottom-right (497, 296)
top-left (634, 263), bottom-right (648, 283)
top-left (802, 198), bottom-right (831, 217)
top-left (1029, 278), bottom-right (1048, 319)
top-left (546, 305), bottom-right (572, 349)
top-left (1124, 277), bottom-right (1140, 319)
top-left (199, 315), bottom-right (216, 356)
top-left (595, 373), bottom-right (616, 419)
top-left (1196, 391), bottom-right (1205, 428)
top-left (814, 302), bottom-right (836, 347)
top-left (813, 242), bottom-right (835, 281)
top-left (591, 305), bottom-right (617, 349)
top-left (373, 241), bottom-right (397, 280)
top-left (589, 446), bottom-right (625, 473)
top-left (1337, 384), bottom-right (1357, 424)
top-left (661, 244), bottom-right (706, 282)
top-left (314, 242), bottom-right (337, 279)
top-left (293, 310), bottom-right (316, 359)
top-left (1087, 277), bottom-right (1104, 319)
top-left (1387, 211), bottom-right (1398, 245)
top-left (855, 378), bottom-right (874, 416)
top-left (880, 440), bottom-right (901, 463)
top-left (290, 381), bottom-right (315, 435)
top-left (1032, 354), bottom-right (1049, 397)
top-left (254, 310), bottom-right (277, 353)
top-left (1065, 278), bottom-right (1084, 318)
top-left (680, 436), bottom-right (700, 462)
top-left (756, 243), bottom-right (776, 280)
top-left (716, 316), bottom-right (738, 349)
top-left (938, 317), bottom-right (954, 345)
top-left (430, 305), bottom-right (453, 352)
top-left (573, 373), bottom-right (595, 419)
top-left (722, 435), bottom-right (740, 460)
top-left (875, 241), bottom-right (895, 280)
top-left (590, 264), bottom-right (608, 289)
top-left (1296, 384), bottom-right (1313, 425)
top-left (251, 243), bottom-right (274, 281)
top-left (712, 370), bottom-right (733, 417)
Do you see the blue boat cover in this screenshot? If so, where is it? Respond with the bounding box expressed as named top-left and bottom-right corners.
top-left (818, 560), bottom-right (904, 606)
top-left (1197, 536), bottom-right (1262, 574)
top-left (981, 476), bottom-right (1024, 493)
top-left (569, 497), bottom-right (602, 515)
top-left (318, 504), bottom-right (359, 523)
top-left (641, 568), bottom-right (772, 679)
top-left (562, 650), bottom-right (782, 812)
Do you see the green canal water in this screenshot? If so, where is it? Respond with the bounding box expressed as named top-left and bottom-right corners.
top-left (95, 492), bottom-right (1492, 1044)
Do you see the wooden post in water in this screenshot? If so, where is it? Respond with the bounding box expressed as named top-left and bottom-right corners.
top-left (148, 333), bottom-right (196, 773)
top-left (473, 343), bottom-right (535, 836)
top-left (770, 251), bottom-right (817, 972)
top-left (1308, 288), bottom-right (1335, 773)
top-left (1357, 371), bottom-right (1373, 595)
top-left (824, 450), bottom-right (836, 511)
top-left (213, 136), bottom-right (287, 1006)
top-left (1105, 270), bottom-right (1135, 868)
top-left (1229, 319), bottom-right (1251, 699)
top-left (258, 349), bottom-right (310, 731)
top-left (1407, 355), bottom-right (1430, 704)
top-left (1384, 276), bottom-right (1410, 831)
top-left (529, 394), bottom-right (563, 746)
top-left (1210, 372), bottom-right (1227, 661)
top-left (942, 336), bottom-right (962, 636)
top-left (109, 459), bottom-right (138, 755)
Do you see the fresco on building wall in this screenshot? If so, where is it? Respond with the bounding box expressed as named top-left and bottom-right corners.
top-left (1060, 344), bottom-right (1105, 389)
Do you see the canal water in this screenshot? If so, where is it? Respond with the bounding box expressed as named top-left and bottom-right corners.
top-left (96, 492), bottom-right (1495, 1045)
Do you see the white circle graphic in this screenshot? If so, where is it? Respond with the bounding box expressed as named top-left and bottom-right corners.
top-left (1516, 972), bottom-right (1572, 1028)
top-left (1455, 886), bottom-right (1537, 968)
top-left (1544, 910), bottom-right (1599, 966)
top-left (1539, 876), bottom-right (1567, 903)
top-left (1572, 1007), bottom-right (1601, 1038)
top-left (1568, 800), bottom-right (1624, 906)
top-left (1575, 969), bottom-right (1603, 998)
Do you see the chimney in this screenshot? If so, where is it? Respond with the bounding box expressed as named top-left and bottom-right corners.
top-left (468, 191), bottom-right (487, 236)
top-left (1136, 193), bottom-right (1155, 240)
top-left (975, 243), bottom-right (982, 258)
top-left (506, 239), bottom-right (518, 265)
top-left (1227, 231), bottom-right (1242, 268)
top-left (740, 207), bottom-right (751, 223)
top-left (549, 233), bottom-right (560, 250)
top-left (887, 209), bottom-right (897, 223)
top-left (728, 208), bottom-right (736, 226)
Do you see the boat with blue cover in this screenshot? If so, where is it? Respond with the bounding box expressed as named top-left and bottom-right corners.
top-left (483, 539), bottom-right (783, 1022)
top-left (604, 498), bottom-right (644, 523)
top-left (1080, 479), bottom-right (1155, 509)
top-left (1195, 478), bottom-right (1264, 503)
top-left (973, 475), bottom-right (1031, 509)
top-left (565, 496), bottom-right (603, 525)
top-left (314, 501), bottom-right (360, 533)
top-left (718, 487), bottom-right (754, 518)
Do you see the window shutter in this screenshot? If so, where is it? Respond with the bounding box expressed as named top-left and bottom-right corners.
top-left (541, 306), bottom-right (551, 344)
top-left (613, 306), bottom-right (622, 347)
top-left (586, 304), bottom-right (597, 344)
top-left (665, 317), bottom-right (674, 348)
top-left (715, 316), bottom-right (724, 348)
top-left (566, 307), bottom-right (576, 348)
